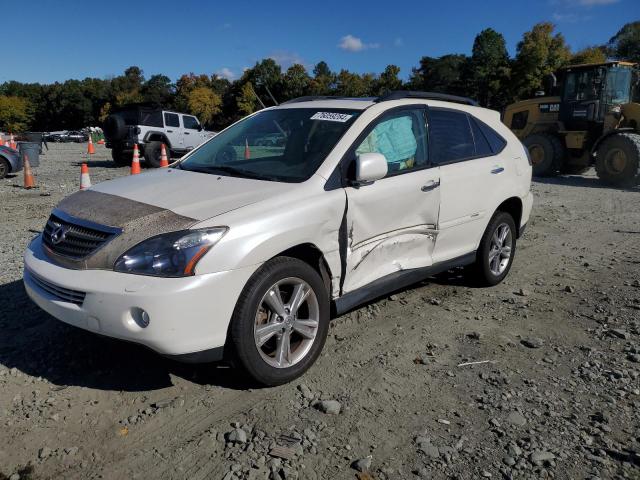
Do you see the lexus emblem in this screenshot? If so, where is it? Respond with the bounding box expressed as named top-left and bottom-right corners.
top-left (50, 225), bottom-right (68, 245)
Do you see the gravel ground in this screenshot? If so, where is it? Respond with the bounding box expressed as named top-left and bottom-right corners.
top-left (0, 143), bottom-right (639, 480)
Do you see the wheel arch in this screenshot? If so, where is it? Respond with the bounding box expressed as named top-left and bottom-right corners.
top-left (271, 243), bottom-right (333, 299)
top-left (591, 128), bottom-right (636, 155)
top-left (496, 197), bottom-right (523, 238)
top-left (143, 131), bottom-right (171, 148)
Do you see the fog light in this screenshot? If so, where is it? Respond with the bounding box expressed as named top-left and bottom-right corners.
top-left (131, 307), bottom-right (150, 328)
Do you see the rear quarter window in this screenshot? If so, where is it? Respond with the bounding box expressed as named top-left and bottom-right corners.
top-left (473, 117), bottom-right (507, 154)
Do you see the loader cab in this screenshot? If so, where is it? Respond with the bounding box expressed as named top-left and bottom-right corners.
top-left (559, 62), bottom-right (636, 132)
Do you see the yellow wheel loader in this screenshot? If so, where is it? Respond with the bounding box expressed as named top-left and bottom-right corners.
top-left (503, 61), bottom-right (640, 186)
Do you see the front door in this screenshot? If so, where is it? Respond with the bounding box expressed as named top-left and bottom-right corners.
top-left (163, 112), bottom-right (183, 150)
top-left (182, 114), bottom-right (202, 149)
top-left (343, 106), bottom-right (441, 293)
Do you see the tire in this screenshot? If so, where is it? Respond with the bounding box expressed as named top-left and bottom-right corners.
top-left (523, 133), bottom-right (565, 177)
top-left (143, 141), bottom-right (164, 168)
top-left (229, 256), bottom-right (330, 386)
top-left (111, 148), bottom-right (130, 167)
top-left (104, 114), bottom-right (127, 141)
top-left (471, 211), bottom-right (517, 287)
top-left (0, 158), bottom-right (9, 179)
top-left (595, 133), bottom-right (640, 187)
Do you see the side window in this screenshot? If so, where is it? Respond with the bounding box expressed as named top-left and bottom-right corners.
top-left (428, 109), bottom-right (475, 164)
top-left (355, 109), bottom-right (426, 174)
top-left (474, 117), bottom-right (507, 154)
top-left (183, 115), bottom-right (200, 130)
top-left (164, 113), bottom-right (180, 128)
top-left (470, 117), bottom-right (493, 157)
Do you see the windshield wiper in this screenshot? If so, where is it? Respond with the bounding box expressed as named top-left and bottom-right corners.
top-left (184, 164), bottom-right (280, 181)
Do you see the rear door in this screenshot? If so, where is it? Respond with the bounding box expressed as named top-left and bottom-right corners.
top-left (163, 112), bottom-right (183, 150)
top-left (182, 115), bottom-right (203, 150)
top-left (429, 108), bottom-right (508, 262)
top-left (343, 106), bottom-right (441, 293)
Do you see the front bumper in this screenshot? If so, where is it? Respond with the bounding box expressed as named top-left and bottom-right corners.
top-left (23, 236), bottom-right (258, 358)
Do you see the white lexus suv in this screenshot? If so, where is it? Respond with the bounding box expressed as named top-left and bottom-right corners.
top-left (23, 92), bottom-right (533, 386)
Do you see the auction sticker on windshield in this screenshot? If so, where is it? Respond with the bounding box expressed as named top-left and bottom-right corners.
top-left (310, 112), bottom-right (353, 122)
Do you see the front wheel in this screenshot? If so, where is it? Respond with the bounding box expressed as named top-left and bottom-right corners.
top-left (472, 211), bottom-right (517, 286)
top-left (229, 257), bottom-right (330, 386)
top-left (595, 133), bottom-right (640, 186)
top-left (0, 158), bottom-right (9, 179)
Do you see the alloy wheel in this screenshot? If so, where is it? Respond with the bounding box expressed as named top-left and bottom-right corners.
top-left (253, 277), bottom-right (319, 369)
top-left (488, 223), bottom-right (513, 276)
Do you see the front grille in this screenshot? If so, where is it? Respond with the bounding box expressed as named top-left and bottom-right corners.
top-left (42, 211), bottom-right (120, 260)
top-left (27, 270), bottom-right (86, 305)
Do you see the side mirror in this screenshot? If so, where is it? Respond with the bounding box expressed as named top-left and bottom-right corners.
top-left (197, 125), bottom-right (203, 131)
top-left (355, 152), bottom-right (388, 183)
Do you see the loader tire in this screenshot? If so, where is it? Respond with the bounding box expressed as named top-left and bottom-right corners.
top-left (523, 133), bottom-right (564, 177)
top-left (595, 133), bottom-right (640, 187)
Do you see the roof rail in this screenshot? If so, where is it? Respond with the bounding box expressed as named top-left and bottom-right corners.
top-left (282, 96), bottom-right (376, 104)
top-left (376, 91), bottom-right (478, 106)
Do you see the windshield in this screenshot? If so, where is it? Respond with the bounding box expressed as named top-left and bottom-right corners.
top-left (604, 67), bottom-right (632, 105)
top-left (178, 108), bottom-right (360, 182)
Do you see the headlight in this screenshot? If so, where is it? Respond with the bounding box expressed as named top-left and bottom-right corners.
top-left (113, 227), bottom-right (228, 277)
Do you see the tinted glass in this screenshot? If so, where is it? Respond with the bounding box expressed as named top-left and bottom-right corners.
top-left (164, 113), bottom-right (180, 128)
top-left (604, 67), bottom-right (631, 105)
top-left (356, 109), bottom-right (426, 174)
top-left (183, 115), bottom-right (199, 130)
top-left (179, 108), bottom-right (360, 182)
top-left (428, 109), bottom-right (475, 164)
top-left (475, 117), bottom-right (507, 154)
top-left (470, 117), bottom-right (492, 157)
top-left (140, 110), bottom-right (163, 127)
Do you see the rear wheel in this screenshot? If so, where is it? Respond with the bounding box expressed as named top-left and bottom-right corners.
top-left (0, 158), bottom-right (9, 179)
top-left (595, 133), bottom-right (640, 186)
top-left (523, 133), bottom-right (564, 177)
top-left (111, 148), bottom-right (130, 167)
top-left (229, 257), bottom-right (330, 386)
top-left (143, 141), bottom-right (164, 168)
top-left (471, 211), bottom-right (517, 287)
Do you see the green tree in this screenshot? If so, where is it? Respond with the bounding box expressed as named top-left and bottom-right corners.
top-left (512, 22), bottom-right (572, 99)
top-left (335, 70), bottom-right (374, 97)
top-left (608, 21), bottom-right (640, 63)
top-left (0, 96), bottom-right (33, 131)
top-left (466, 28), bottom-right (511, 108)
top-left (408, 54), bottom-right (468, 95)
top-left (142, 74), bottom-right (174, 105)
top-left (374, 65), bottom-right (402, 96)
top-left (310, 61), bottom-right (335, 95)
top-left (282, 64), bottom-right (311, 100)
top-left (570, 46), bottom-right (607, 65)
top-left (186, 86), bottom-right (222, 126)
top-left (237, 82), bottom-right (259, 115)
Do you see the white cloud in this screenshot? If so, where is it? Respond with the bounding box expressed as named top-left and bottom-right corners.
top-left (268, 51), bottom-right (306, 69)
top-left (394, 37), bottom-right (404, 47)
top-left (338, 34), bottom-right (380, 52)
top-left (216, 67), bottom-right (235, 80)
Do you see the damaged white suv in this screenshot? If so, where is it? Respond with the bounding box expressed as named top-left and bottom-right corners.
top-left (23, 92), bottom-right (533, 386)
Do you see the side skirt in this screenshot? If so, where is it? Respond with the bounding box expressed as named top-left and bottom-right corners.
top-left (333, 251), bottom-right (476, 316)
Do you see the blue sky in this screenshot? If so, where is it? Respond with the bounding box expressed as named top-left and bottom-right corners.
top-left (3, 0), bottom-right (637, 84)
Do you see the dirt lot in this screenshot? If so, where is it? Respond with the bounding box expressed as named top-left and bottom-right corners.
top-left (0, 143), bottom-right (639, 480)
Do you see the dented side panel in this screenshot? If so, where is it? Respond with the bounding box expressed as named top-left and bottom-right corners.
top-left (342, 168), bottom-right (441, 294)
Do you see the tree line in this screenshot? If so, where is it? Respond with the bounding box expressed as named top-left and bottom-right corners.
top-left (0, 21), bottom-right (637, 133)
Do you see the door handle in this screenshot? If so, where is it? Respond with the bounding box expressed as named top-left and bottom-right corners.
top-left (167, 129), bottom-right (173, 133)
top-left (421, 180), bottom-right (440, 192)
top-left (184, 132), bottom-right (190, 135)
top-left (491, 167), bottom-right (504, 174)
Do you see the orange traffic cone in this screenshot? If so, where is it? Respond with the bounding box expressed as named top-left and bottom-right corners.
top-left (131, 144), bottom-right (141, 175)
top-left (10, 133), bottom-right (16, 149)
top-left (97, 138), bottom-right (105, 145)
top-left (0, 136), bottom-right (4, 146)
top-left (160, 143), bottom-right (169, 167)
top-left (23, 154), bottom-right (36, 189)
top-left (80, 163), bottom-right (92, 190)
top-left (87, 135), bottom-right (95, 154)
top-left (244, 138), bottom-right (251, 159)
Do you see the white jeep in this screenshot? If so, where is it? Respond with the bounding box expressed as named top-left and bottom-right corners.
top-left (103, 103), bottom-right (215, 167)
top-left (24, 92), bottom-right (533, 386)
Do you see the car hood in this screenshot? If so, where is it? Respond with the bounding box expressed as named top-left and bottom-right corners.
top-left (45, 168), bottom-right (292, 270)
top-left (90, 167), bottom-right (288, 221)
